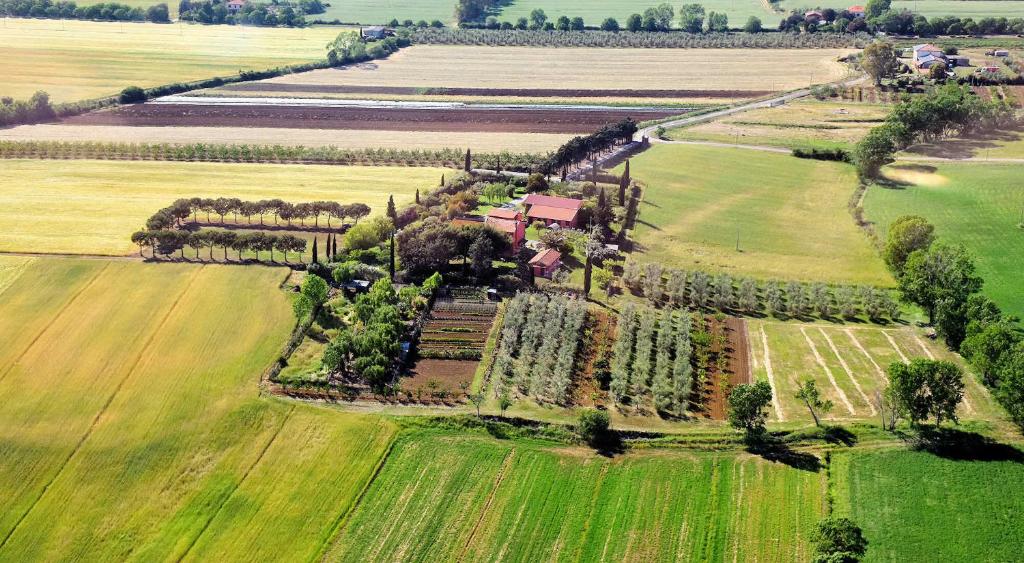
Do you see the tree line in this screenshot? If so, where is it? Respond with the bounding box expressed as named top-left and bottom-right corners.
top-left (0, 92), bottom-right (55, 128)
top-left (411, 27), bottom-right (867, 48)
top-left (541, 119), bottom-right (638, 178)
top-left (177, 0), bottom-right (321, 26)
top-left (131, 229), bottom-right (308, 261)
top-left (0, 0), bottom-right (169, 22)
top-left (326, 31), bottom-right (408, 66)
top-left (145, 197), bottom-right (370, 230)
top-left (855, 81), bottom-right (1017, 179)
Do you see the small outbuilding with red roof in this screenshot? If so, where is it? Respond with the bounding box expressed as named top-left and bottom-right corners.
top-left (529, 248), bottom-right (562, 279)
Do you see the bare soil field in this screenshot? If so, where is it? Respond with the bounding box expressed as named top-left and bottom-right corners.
top-left (404, 359), bottom-right (478, 394)
top-left (221, 82), bottom-right (771, 99)
top-left (0, 124), bottom-right (570, 152)
top-left (62, 103), bottom-right (679, 134)
top-left (241, 46), bottom-right (854, 95)
top-left (703, 316), bottom-right (753, 420)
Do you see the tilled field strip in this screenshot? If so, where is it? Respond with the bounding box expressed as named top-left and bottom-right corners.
top-left (220, 83), bottom-right (771, 99)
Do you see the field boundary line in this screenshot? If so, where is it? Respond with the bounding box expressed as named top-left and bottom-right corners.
top-left (0, 265), bottom-right (202, 552)
top-left (0, 262), bottom-right (111, 386)
top-left (883, 331), bottom-right (910, 363)
top-left (315, 425), bottom-right (400, 563)
top-left (845, 328), bottom-right (888, 383)
top-left (176, 403), bottom-right (296, 562)
top-left (819, 328), bottom-right (875, 415)
top-left (801, 327), bottom-right (856, 416)
top-left (759, 326), bottom-right (786, 421)
top-left (457, 449), bottom-right (516, 563)
top-left (913, 335), bottom-right (936, 360)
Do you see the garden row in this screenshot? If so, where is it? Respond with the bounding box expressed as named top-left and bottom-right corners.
top-left (489, 293), bottom-right (588, 405)
top-left (416, 299), bottom-right (497, 361)
top-left (0, 141), bottom-right (545, 171)
top-left (620, 260), bottom-right (901, 322)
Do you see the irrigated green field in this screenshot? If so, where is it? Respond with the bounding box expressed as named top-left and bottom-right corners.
top-left (833, 448), bottom-right (1024, 562)
top-left (0, 160), bottom-right (443, 256)
top-left (865, 162), bottom-right (1024, 319)
top-left (0, 19), bottom-right (342, 102)
top-left (620, 144), bottom-right (892, 285)
top-left (748, 320), bottom-right (1000, 424)
top-left (0, 258), bottom-right (397, 561)
top-left (325, 430), bottom-right (826, 561)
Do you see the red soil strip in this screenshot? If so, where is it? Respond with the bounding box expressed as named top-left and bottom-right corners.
top-left (703, 316), bottom-right (752, 421)
top-left (63, 104), bottom-right (682, 134)
top-left (404, 359), bottom-right (478, 391)
top-left (221, 82), bottom-right (767, 99)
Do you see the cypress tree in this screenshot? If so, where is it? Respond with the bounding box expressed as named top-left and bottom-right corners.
top-left (389, 231), bottom-right (396, 280)
top-left (312, 236), bottom-right (318, 264)
top-left (440, 174), bottom-right (445, 186)
top-left (415, 188), bottom-right (420, 204)
top-left (332, 233), bottom-right (338, 260)
top-left (464, 149), bottom-right (471, 172)
top-left (496, 154), bottom-right (501, 174)
top-left (619, 160), bottom-right (630, 206)
top-left (386, 194), bottom-right (397, 223)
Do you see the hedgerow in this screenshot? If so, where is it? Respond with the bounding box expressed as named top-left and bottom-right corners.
top-left (411, 28), bottom-right (869, 48)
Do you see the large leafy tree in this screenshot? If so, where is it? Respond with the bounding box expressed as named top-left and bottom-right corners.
top-left (811, 517), bottom-right (868, 563)
top-left (861, 40), bottom-right (899, 85)
top-left (898, 243), bottom-right (982, 325)
top-left (887, 359), bottom-right (964, 426)
top-left (727, 381), bottom-right (773, 439)
top-left (883, 215), bottom-right (935, 275)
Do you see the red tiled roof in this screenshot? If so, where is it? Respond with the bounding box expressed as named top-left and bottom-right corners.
top-left (485, 217), bottom-right (519, 235)
top-left (529, 248), bottom-right (561, 267)
top-left (848, 4), bottom-right (864, 11)
top-left (487, 208), bottom-right (521, 220)
top-left (451, 217), bottom-right (484, 228)
top-left (523, 194), bottom-right (583, 210)
top-left (526, 205), bottom-right (579, 223)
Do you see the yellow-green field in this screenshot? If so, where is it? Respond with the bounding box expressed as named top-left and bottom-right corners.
top-left (0, 124), bottom-right (570, 152)
top-left (620, 144), bottom-right (892, 285)
top-left (668, 100), bottom-right (888, 151)
top-left (0, 19), bottom-right (342, 102)
top-left (0, 258), bottom-right (398, 561)
top-left (748, 320), bottom-right (1000, 424)
top-left (0, 160), bottom-right (444, 255)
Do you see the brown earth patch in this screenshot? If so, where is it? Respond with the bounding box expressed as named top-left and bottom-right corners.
top-left (221, 82), bottom-right (767, 99)
top-left (404, 359), bottom-right (478, 393)
top-left (702, 316), bottom-right (752, 421)
top-left (63, 104), bottom-right (683, 134)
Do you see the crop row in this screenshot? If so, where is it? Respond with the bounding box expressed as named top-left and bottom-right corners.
top-left (610, 303), bottom-right (694, 416)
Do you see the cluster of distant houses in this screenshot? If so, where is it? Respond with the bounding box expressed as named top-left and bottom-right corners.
top-left (910, 44), bottom-right (1009, 75)
top-left (803, 4), bottom-right (864, 25)
top-left (452, 193), bottom-right (585, 279)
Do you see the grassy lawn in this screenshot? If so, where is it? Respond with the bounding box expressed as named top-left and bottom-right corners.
top-left (496, 0), bottom-right (775, 26)
top-left (0, 258), bottom-right (397, 561)
top-left (901, 124), bottom-right (1024, 160)
top-left (318, 0), bottom-right (455, 24)
top-left (619, 144), bottom-right (892, 286)
top-left (667, 100), bottom-right (888, 151)
top-left (0, 19), bottom-right (342, 102)
top-left (833, 448), bottom-right (1024, 562)
top-left (865, 162), bottom-right (1024, 320)
top-left (748, 319), bottom-right (1001, 424)
top-left (324, 430), bottom-right (825, 562)
top-left (0, 159), bottom-right (444, 255)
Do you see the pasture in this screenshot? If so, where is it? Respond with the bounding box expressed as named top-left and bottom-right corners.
top-left (747, 319), bottom-right (1000, 424)
top-left (865, 162), bottom-right (1024, 319)
top-left (0, 159), bottom-right (443, 255)
top-left (325, 430), bottom-right (826, 561)
top-left (0, 19), bottom-right (341, 102)
top-left (496, 0), bottom-right (776, 26)
top-left (667, 100), bottom-right (888, 151)
top-left (777, 0), bottom-right (1024, 18)
top-left (0, 124), bottom-right (570, 152)
top-left (317, 0), bottom-right (455, 24)
top-left (833, 449), bottom-right (1024, 562)
top-left (253, 45), bottom-right (853, 97)
top-left (0, 258), bottom-right (398, 561)
top-left (620, 144), bottom-right (892, 285)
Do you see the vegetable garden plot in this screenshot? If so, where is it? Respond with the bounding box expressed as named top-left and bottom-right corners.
top-left (406, 296), bottom-right (499, 396)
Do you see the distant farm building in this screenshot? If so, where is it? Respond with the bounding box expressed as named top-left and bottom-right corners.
top-left (804, 10), bottom-right (824, 24)
top-left (226, 0), bottom-right (246, 12)
top-left (452, 210), bottom-right (527, 255)
top-left (912, 44), bottom-right (948, 70)
top-left (529, 248), bottom-right (562, 279)
top-left (847, 5), bottom-right (865, 15)
top-left (523, 194), bottom-right (582, 228)
top-left (360, 26), bottom-right (391, 40)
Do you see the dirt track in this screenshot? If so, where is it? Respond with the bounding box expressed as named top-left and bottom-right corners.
top-left (64, 104), bottom-right (681, 134)
top-left (221, 83), bottom-right (770, 99)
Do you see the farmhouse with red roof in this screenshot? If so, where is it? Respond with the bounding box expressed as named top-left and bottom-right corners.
top-left (523, 194), bottom-right (583, 228)
top-left (529, 248), bottom-right (562, 279)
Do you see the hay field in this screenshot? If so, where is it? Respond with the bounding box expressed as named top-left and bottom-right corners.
top-left (257, 46), bottom-right (853, 93)
top-left (668, 100), bottom-right (888, 151)
top-left (497, 0), bottom-right (774, 25)
top-left (0, 124), bottom-right (569, 152)
top-left (0, 160), bottom-right (443, 255)
top-left (325, 431), bottom-right (825, 562)
top-left (0, 258), bottom-right (398, 561)
top-left (618, 144), bottom-right (892, 285)
top-left (865, 162), bottom-right (1024, 320)
top-left (0, 19), bottom-right (342, 102)
top-left (748, 320), bottom-right (1000, 424)
top-left (833, 449), bottom-right (1024, 561)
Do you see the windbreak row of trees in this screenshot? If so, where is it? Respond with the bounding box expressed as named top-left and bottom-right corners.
top-left (0, 92), bottom-right (55, 128)
top-left (541, 119), bottom-right (637, 178)
top-left (145, 197), bottom-right (370, 231)
top-left (855, 82), bottom-right (1017, 178)
top-left (0, 0), bottom-right (169, 22)
top-left (621, 260), bottom-right (901, 322)
top-left (326, 31), bottom-right (408, 66)
top-left (610, 303), bottom-right (694, 416)
top-left (489, 293), bottom-right (588, 405)
top-left (411, 28), bottom-right (867, 48)
top-left (131, 228), bottom-right (308, 261)
top-left (178, 0), bottom-right (319, 26)
top-left (0, 141), bottom-right (546, 170)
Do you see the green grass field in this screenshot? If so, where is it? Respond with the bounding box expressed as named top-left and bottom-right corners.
top-left (0, 19), bottom-right (342, 102)
top-left (325, 430), bottom-right (826, 561)
top-left (0, 258), bottom-right (398, 561)
top-left (865, 162), bottom-right (1024, 320)
top-left (778, 0), bottom-right (1024, 18)
top-left (496, 0), bottom-right (776, 26)
top-left (318, 0), bottom-right (455, 23)
top-left (0, 159), bottom-right (443, 256)
top-left (833, 448), bottom-right (1024, 562)
top-left (748, 320), bottom-right (1000, 424)
top-left (619, 144), bottom-right (892, 285)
